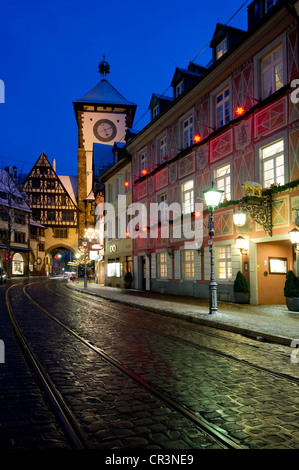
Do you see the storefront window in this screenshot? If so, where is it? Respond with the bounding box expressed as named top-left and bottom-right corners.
top-left (12, 253), bottom-right (24, 275)
top-left (107, 258), bottom-right (121, 278)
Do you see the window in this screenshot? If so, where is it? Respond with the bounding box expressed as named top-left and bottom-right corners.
top-left (48, 196), bottom-right (55, 205)
top-left (176, 81), bottom-right (183, 98)
top-left (217, 246), bottom-right (232, 280)
top-left (265, 0), bottom-right (278, 13)
top-left (153, 104), bottom-right (159, 119)
top-left (14, 232), bottom-right (26, 243)
top-left (184, 250), bottom-right (195, 279)
top-left (107, 259), bottom-right (121, 277)
top-left (47, 180), bottom-right (55, 190)
top-left (181, 180), bottom-right (194, 215)
top-left (141, 152), bottom-right (147, 172)
top-left (159, 136), bottom-right (167, 164)
top-left (216, 88), bottom-right (230, 128)
top-left (31, 179), bottom-right (40, 189)
top-left (158, 252), bottom-right (168, 278)
top-left (216, 38), bottom-right (227, 59)
top-left (54, 229), bottom-right (67, 238)
top-left (47, 211), bottom-right (55, 221)
top-left (183, 116), bottom-right (193, 149)
top-left (261, 139), bottom-right (284, 187)
top-left (214, 163), bottom-right (231, 201)
top-left (62, 211), bottom-right (74, 222)
top-left (158, 192), bottom-right (168, 223)
top-left (261, 44), bottom-right (283, 99)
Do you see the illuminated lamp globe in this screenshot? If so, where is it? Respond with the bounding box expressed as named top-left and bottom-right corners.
top-left (233, 210), bottom-right (246, 226)
top-left (289, 228), bottom-right (299, 245)
top-left (203, 181), bottom-right (223, 208)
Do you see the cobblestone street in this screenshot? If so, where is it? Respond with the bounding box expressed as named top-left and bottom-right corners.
top-left (1, 279), bottom-right (299, 455)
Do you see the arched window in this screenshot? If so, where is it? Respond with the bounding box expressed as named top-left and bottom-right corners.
top-left (12, 253), bottom-right (24, 275)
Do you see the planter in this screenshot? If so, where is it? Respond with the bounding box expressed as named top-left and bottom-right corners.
top-left (234, 292), bottom-right (250, 304)
top-left (286, 297), bottom-right (299, 312)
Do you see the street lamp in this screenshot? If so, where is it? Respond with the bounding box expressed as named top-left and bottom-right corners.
top-left (203, 180), bottom-right (223, 314)
top-left (289, 228), bottom-right (299, 251)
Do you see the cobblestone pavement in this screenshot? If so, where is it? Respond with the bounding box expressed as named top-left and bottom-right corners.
top-left (0, 284), bottom-right (70, 449)
top-left (2, 278), bottom-right (299, 451)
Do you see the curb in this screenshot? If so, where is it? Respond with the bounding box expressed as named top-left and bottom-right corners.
top-left (66, 282), bottom-right (293, 347)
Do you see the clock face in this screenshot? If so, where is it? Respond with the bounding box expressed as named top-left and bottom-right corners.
top-left (93, 119), bottom-right (117, 142)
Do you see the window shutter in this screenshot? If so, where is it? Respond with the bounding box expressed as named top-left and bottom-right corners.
top-left (174, 250), bottom-right (181, 280)
top-left (194, 250), bottom-right (202, 280)
top-left (151, 253), bottom-right (156, 279)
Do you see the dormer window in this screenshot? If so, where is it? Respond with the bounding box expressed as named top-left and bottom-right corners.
top-left (216, 38), bottom-right (227, 60)
top-left (176, 81), bottom-right (184, 98)
top-left (153, 104), bottom-right (159, 119)
top-left (265, 0), bottom-right (278, 13)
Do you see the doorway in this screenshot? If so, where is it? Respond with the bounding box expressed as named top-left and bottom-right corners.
top-left (257, 240), bottom-right (293, 304)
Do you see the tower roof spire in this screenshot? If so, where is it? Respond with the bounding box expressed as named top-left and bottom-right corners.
top-left (98, 55), bottom-right (110, 79)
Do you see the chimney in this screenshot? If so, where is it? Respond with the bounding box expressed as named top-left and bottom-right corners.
top-left (53, 158), bottom-right (56, 172)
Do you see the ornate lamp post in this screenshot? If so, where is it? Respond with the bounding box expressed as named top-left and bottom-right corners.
top-left (203, 181), bottom-right (223, 314)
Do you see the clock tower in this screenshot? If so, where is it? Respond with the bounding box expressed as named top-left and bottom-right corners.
top-left (73, 57), bottom-right (137, 240)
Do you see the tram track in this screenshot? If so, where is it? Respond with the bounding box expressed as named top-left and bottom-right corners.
top-left (5, 280), bottom-right (246, 450)
top-left (52, 281), bottom-right (299, 387)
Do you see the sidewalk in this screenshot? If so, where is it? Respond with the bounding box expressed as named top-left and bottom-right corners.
top-left (67, 281), bottom-right (299, 347)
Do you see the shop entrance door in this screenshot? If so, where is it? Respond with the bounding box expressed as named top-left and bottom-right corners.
top-left (257, 240), bottom-right (294, 304)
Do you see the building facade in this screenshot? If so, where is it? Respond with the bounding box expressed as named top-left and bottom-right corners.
top-left (123, 0), bottom-right (299, 305)
top-left (0, 168), bottom-right (31, 277)
top-left (73, 57), bottom-right (136, 244)
top-left (22, 152), bottom-right (80, 275)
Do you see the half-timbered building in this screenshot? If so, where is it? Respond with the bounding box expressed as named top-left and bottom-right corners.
top-left (22, 152), bottom-right (79, 275)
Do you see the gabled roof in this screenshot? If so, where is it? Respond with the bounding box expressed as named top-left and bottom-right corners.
top-left (210, 23), bottom-right (245, 48)
top-left (149, 93), bottom-right (173, 109)
top-left (0, 169), bottom-right (31, 213)
top-left (74, 78), bottom-right (137, 107)
top-left (22, 152), bottom-right (79, 209)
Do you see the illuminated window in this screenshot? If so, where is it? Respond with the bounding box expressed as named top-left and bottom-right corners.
top-left (216, 87), bottom-right (230, 128)
top-left (181, 180), bottom-right (194, 215)
top-left (183, 116), bottom-right (193, 149)
top-left (158, 252), bottom-right (168, 278)
top-left (261, 44), bottom-right (283, 99)
top-left (216, 38), bottom-right (227, 59)
top-left (107, 259), bottom-right (121, 277)
top-left (141, 152), bottom-right (147, 173)
top-left (184, 250), bottom-right (195, 279)
top-left (214, 163), bottom-right (231, 201)
top-left (217, 246), bottom-right (232, 280)
top-left (261, 139), bottom-right (284, 188)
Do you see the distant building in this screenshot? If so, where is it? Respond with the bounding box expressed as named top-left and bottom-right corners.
top-left (22, 152), bottom-right (79, 275)
top-left (0, 168), bottom-right (31, 277)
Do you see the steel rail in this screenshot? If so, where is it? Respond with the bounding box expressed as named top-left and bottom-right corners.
top-left (5, 284), bottom-right (94, 450)
top-left (23, 281), bottom-right (246, 450)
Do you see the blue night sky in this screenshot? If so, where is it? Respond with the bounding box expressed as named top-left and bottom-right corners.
top-left (0, 0), bottom-right (249, 177)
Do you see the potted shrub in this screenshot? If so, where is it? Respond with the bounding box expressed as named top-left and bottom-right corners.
top-left (284, 270), bottom-right (299, 312)
top-left (124, 271), bottom-right (133, 289)
top-left (234, 271), bottom-right (250, 304)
